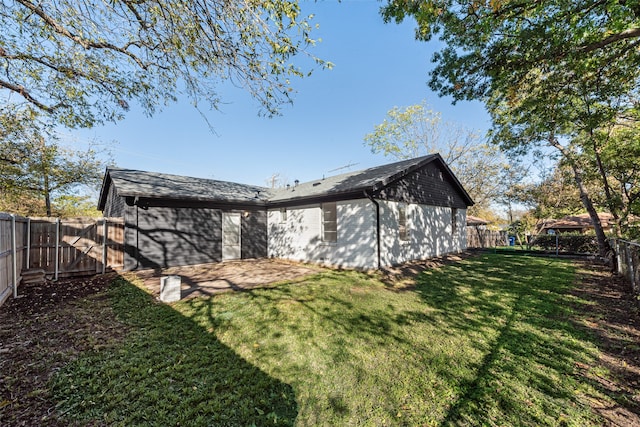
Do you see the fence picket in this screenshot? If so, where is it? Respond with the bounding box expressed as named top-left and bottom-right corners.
top-left (466, 228), bottom-right (508, 248)
top-left (0, 214), bottom-right (124, 307)
top-left (612, 239), bottom-right (640, 301)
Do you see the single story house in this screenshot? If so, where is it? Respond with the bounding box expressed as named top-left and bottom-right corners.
top-left (98, 154), bottom-right (474, 270)
top-left (538, 213), bottom-right (617, 235)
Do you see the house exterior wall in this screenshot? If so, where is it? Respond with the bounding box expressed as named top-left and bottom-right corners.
top-left (241, 209), bottom-right (268, 259)
top-left (377, 162), bottom-right (469, 208)
top-left (122, 204), bottom-right (268, 270)
top-left (123, 205), bottom-right (223, 270)
top-left (267, 199), bottom-right (377, 269)
top-left (379, 201), bottom-right (466, 266)
top-left (268, 198), bottom-right (467, 269)
top-left (103, 183), bottom-right (125, 217)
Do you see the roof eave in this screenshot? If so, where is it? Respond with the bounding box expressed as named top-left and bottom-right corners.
top-left (126, 194), bottom-right (268, 207)
top-left (266, 188), bottom-right (370, 207)
top-left (97, 167), bottom-right (113, 211)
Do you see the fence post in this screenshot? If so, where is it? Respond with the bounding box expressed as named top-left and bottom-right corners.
top-left (616, 239), bottom-right (623, 275)
top-left (26, 217), bottom-right (31, 269)
top-left (11, 214), bottom-right (18, 298)
top-left (628, 243), bottom-right (636, 290)
top-left (54, 217), bottom-right (60, 281)
top-left (102, 218), bottom-right (107, 275)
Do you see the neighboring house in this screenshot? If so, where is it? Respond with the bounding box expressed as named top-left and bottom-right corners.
top-left (466, 215), bottom-right (489, 230)
top-left (538, 213), bottom-right (617, 235)
top-left (98, 154), bottom-right (474, 270)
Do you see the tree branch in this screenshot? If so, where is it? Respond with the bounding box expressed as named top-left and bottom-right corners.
top-left (0, 79), bottom-right (58, 112)
top-left (4, 51), bottom-right (127, 98)
top-left (579, 28), bottom-right (640, 53)
top-left (15, 0), bottom-right (150, 70)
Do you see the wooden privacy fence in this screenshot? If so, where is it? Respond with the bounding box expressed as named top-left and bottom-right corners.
top-left (613, 239), bottom-right (640, 300)
top-left (466, 227), bottom-right (508, 248)
top-left (0, 214), bottom-right (27, 307)
top-left (0, 214), bottom-right (124, 307)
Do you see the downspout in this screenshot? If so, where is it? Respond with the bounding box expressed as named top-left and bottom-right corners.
top-left (134, 197), bottom-right (140, 270)
top-left (364, 191), bottom-right (381, 269)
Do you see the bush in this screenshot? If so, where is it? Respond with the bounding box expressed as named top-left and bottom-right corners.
top-left (531, 233), bottom-right (599, 253)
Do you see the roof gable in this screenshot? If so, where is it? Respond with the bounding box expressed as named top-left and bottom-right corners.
top-left (98, 155), bottom-right (474, 210)
top-left (268, 154), bottom-right (473, 206)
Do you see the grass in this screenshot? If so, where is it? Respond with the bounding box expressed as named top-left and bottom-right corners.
top-left (50, 254), bottom-right (609, 426)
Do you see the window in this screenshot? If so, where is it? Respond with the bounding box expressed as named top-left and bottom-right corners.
top-left (398, 203), bottom-right (408, 241)
top-left (280, 208), bottom-right (287, 223)
top-left (452, 208), bottom-right (458, 234)
top-left (322, 202), bottom-right (337, 242)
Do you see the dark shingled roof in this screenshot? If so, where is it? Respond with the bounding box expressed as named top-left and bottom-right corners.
top-left (98, 154), bottom-right (474, 210)
top-left (268, 154), bottom-right (455, 203)
top-left (98, 168), bottom-right (270, 209)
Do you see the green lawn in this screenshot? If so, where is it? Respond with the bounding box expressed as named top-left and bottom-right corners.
top-left (51, 254), bottom-right (608, 426)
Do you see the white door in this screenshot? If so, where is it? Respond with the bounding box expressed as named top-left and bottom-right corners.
top-left (222, 212), bottom-right (241, 260)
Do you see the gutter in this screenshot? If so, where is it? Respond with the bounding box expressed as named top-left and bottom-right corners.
top-left (364, 190), bottom-right (381, 269)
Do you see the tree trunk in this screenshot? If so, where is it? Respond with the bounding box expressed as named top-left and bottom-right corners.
top-left (43, 172), bottom-right (52, 217)
top-left (39, 137), bottom-right (52, 217)
top-left (549, 138), bottom-right (614, 264)
top-left (591, 134), bottom-right (621, 237)
top-left (572, 165), bottom-right (611, 258)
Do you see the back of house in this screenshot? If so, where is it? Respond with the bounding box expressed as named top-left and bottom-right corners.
top-left (98, 154), bottom-right (473, 270)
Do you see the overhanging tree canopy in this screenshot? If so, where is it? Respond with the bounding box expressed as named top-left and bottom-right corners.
top-left (1, 0), bottom-right (328, 127)
top-left (381, 0), bottom-right (640, 258)
top-left (381, 0), bottom-right (640, 104)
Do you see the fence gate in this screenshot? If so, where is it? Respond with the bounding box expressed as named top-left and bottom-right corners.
top-left (29, 217), bottom-right (124, 278)
top-left (0, 215), bottom-right (124, 306)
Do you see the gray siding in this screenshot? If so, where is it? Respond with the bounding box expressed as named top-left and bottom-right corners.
top-left (377, 162), bottom-right (468, 209)
top-left (241, 209), bottom-right (267, 259)
top-left (122, 204), bottom-right (268, 270)
top-left (103, 184), bottom-right (125, 217)
top-left (124, 205), bottom-right (222, 270)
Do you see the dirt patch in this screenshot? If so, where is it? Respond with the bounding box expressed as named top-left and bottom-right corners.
top-left (572, 262), bottom-right (640, 426)
top-left (0, 274), bottom-right (127, 426)
top-left (134, 258), bottom-right (324, 299)
top-left (379, 251), bottom-right (478, 289)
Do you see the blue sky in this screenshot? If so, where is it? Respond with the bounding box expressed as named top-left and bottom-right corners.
top-left (74, 1), bottom-right (491, 188)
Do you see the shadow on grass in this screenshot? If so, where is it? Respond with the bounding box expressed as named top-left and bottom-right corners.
top-left (49, 276), bottom-right (297, 426)
top-left (412, 253), bottom-right (601, 426)
top-left (172, 254), bottom-right (609, 425)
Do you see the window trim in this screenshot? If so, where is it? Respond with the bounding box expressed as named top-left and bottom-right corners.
top-left (398, 203), bottom-right (409, 241)
top-left (321, 202), bottom-right (337, 243)
top-left (452, 207), bottom-right (458, 234)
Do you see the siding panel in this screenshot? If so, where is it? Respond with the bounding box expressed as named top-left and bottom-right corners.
top-left (241, 209), bottom-right (268, 259)
top-left (377, 162), bottom-right (469, 208)
top-left (380, 201), bottom-right (467, 266)
top-left (103, 183), bottom-right (125, 217)
top-left (268, 199), bottom-right (376, 269)
top-left (123, 206), bottom-right (222, 270)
